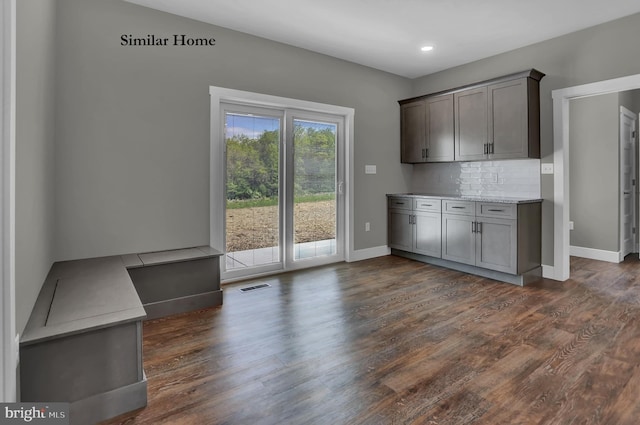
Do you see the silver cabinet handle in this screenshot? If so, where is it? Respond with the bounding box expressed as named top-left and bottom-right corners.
top-left (451, 206), bottom-right (466, 209)
top-left (488, 209), bottom-right (504, 212)
top-left (421, 203), bottom-right (432, 207)
top-left (472, 222), bottom-right (476, 233)
top-left (477, 222), bottom-right (482, 233)
top-left (483, 143), bottom-right (488, 154)
top-left (489, 143), bottom-right (494, 154)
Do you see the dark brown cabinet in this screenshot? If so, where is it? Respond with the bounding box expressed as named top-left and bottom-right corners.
top-left (454, 87), bottom-right (488, 161)
top-left (400, 100), bottom-right (426, 163)
top-left (400, 69), bottom-right (544, 163)
top-left (400, 94), bottom-right (454, 163)
top-left (488, 78), bottom-right (540, 160)
top-left (425, 94), bottom-right (455, 162)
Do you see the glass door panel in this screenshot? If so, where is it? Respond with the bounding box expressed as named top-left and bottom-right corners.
top-left (292, 119), bottom-right (338, 261)
top-left (224, 110), bottom-right (282, 273)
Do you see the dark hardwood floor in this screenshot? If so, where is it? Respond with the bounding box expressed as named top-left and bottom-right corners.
top-left (101, 255), bottom-right (640, 425)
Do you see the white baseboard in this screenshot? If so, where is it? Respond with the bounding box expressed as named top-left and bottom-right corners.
top-left (347, 245), bottom-right (390, 262)
top-left (569, 245), bottom-right (621, 263)
top-left (542, 264), bottom-right (556, 279)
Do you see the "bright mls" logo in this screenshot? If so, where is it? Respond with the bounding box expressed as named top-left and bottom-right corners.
top-left (0, 404), bottom-right (68, 425)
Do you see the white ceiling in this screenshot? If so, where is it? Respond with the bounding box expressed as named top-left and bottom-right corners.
top-left (124, 0), bottom-right (640, 78)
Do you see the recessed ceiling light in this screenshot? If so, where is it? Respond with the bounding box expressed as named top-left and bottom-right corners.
top-left (421, 45), bottom-right (434, 52)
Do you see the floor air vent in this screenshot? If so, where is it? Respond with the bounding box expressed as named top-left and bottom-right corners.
top-left (239, 283), bottom-right (271, 292)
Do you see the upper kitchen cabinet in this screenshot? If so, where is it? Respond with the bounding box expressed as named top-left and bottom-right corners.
top-left (400, 99), bottom-right (426, 163)
top-left (454, 87), bottom-right (488, 161)
top-left (425, 94), bottom-right (455, 162)
top-left (400, 69), bottom-right (544, 163)
top-left (400, 94), bottom-right (454, 163)
top-left (487, 76), bottom-right (541, 160)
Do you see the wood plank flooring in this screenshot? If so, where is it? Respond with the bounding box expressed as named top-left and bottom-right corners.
top-left (101, 255), bottom-right (640, 425)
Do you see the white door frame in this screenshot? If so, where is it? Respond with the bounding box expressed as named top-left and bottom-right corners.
top-left (552, 73), bottom-right (640, 281)
top-left (209, 87), bottom-right (355, 280)
top-left (1, 0), bottom-right (17, 402)
top-left (620, 106), bottom-right (636, 259)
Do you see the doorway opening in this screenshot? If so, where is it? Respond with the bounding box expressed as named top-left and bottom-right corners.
top-left (552, 73), bottom-right (640, 281)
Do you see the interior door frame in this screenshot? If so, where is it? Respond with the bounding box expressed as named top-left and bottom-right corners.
top-left (1, 0), bottom-right (17, 402)
top-left (552, 73), bottom-right (640, 281)
top-left (210, 86), bottom-right (354, 281)
top-left (620, 106), bottom-right (637, 258)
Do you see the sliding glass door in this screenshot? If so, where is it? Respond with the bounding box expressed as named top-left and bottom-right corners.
top-left (288, 116), bottom-right (342, 264)
top-left (224, 106), bottom-right (284, 277)
top-left (222, 104), bottom-right (344, 279)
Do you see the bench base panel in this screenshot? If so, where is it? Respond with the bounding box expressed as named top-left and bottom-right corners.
top-left (143, 289), bottom-right (223, 320)
top-left (70, 374), bottom-right (147, 425)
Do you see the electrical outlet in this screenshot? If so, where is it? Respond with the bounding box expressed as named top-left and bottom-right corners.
top-left (569, 221), bottom-right (574, 230)
top-left (541, 163), bottom-right (554, 174)
top-left (365, 222), bottom-right (370, 232)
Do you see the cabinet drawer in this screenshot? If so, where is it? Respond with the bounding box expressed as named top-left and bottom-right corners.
top-left (443, 200), bottom-right (475, 216)
top-left (388, 197), bottom-right (412, 210)
top-left (476, 202), bottom-right (516, 219)
top-left (413, 198), bottom-right (441, 212)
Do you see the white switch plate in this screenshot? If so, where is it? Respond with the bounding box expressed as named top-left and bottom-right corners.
top-left (569, 221), bottom-right (574, 230)
top-left (365, 165), bottom-right (377, 174)
top-left (541, 163), bottom-right (554, 174)
top-left (365, 222), bottom-right (370, 232)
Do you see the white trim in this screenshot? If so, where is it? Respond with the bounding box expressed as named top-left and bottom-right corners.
top-left (347, 245), bottom-right (391, 262)
top-left (1, 0), bottom-right (16, 403)
top-left (569, 245), bottom-right (621, 263)
top-left (209, 87), bottom-right (355, 277)
top-left (620, 106), bottom-right (636, 258)
top-left (541, 264), bottom-right (555, 279)
top-left (552, 73), bottom-right (640, 282)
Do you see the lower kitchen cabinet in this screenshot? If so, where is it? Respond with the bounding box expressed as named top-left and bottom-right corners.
top-left (388, 196), bottom-right (442, 258)
top-left (443, 212), bottom-right (517, 274)
top-left (388, 195), bottom-right (541, 284)
top-left (414, 211), bottom-right (442, 257)
top-left (388, 208), bottom-right (413, 251)
top-left (442, 214), bottom-right (475, 266)
top-left (475, 217), bottom-right (517, 274)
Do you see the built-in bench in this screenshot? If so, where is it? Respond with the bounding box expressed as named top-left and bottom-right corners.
top-left (20, 246), bottom-right (223, 425)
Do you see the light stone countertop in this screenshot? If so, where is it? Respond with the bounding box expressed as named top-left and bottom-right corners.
top-left (387, 193), bottom-right (542, 204)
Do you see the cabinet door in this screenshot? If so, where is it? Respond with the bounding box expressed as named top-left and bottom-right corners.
top-left (400, 100), bottom-right (426, 163)
top-left (475, 217), bottom-right (517, 274)
top-left (414, 211), bottom-right (441, 258)
top-left (442, 214), bottom-right (475, 265)
top-left (425, 95), bottom-right (454, 162)
top-left (454, 87), bottom-right (488, 161)
top-left (388, 209), bottom-right (413, 251)
top-left (488, 78), bottom-right (528, 159)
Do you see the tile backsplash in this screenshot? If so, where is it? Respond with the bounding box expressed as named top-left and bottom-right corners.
top-left (411, 159), bottom-right (541, 198)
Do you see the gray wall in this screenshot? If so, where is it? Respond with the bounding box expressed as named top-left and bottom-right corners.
top-left (411, 12), bottom-right (640, 266)
top-left (618, 89), bottom-right (640, 113)
top-left (569, 89), bottom-right (640, 253)
top-left (569, 93), bottom-right (619, 251)
top-left (53, 0), bottom-right (412, 260)
top-left (16, 1), bottom-right (57, 333)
